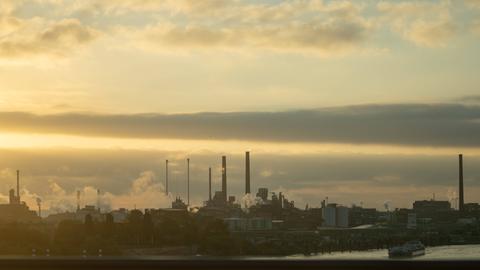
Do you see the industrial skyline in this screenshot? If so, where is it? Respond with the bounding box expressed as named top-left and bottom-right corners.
top-left (0, 152), bottom-right (473, 217)
top-left (1, 151), bottom-right (479, 214)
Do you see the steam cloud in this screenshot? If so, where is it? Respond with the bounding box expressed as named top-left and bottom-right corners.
top-left (0, 171), bottom-right (172, 215)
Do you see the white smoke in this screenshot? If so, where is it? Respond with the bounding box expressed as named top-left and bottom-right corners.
top-left (0, 171), bottom-right (172, 215)
top-left (109, 171), bottom-right (172, 210)
top-left (446, 187), bottom-right (457, 209)
top-left (383, 200), bottom-right (392, 211)
top-left (240, 193), bottom-right (261, 212)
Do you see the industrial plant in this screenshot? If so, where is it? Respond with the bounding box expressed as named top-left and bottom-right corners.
top-left (0, 153), bottom-right (479, 256)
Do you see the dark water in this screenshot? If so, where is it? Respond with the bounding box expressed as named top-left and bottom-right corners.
top-left (0, 245), bottom-right (478, 261)
top-left (287, 244), bottom-right (480, 260)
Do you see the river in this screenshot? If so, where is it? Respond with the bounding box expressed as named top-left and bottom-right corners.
top-left (288, 244), bottom-right (480, 260)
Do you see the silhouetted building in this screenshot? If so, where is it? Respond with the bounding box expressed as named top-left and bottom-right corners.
top-left (413, 200), bottom-right (451, 212)
top-left (464, 203), bottom-right (480, 213)
top-left (392, 208), bottom-right (413, 224)
top-left (0, 170), bottom-right (39, 223)
top-left (256, 188), bottom-right (268, 201)
top-left (224, 217), bottom-right (273, 232)
top-left (172, 197), bottom-right (188, 210)
top-left (208, 191), bottom-right (226, 207)
top-left (110, 208), bottom-right (129, 223)
top-left (412, 200), bottom-right (454, 223)
top-left (76, 205), bottom-right (104, 222)
top-left (228, 196), bottom-right (236, 205)
top-left (321, 203), bottom-right (349, 228)
top-left (349, 206), bottom-right (377, 227)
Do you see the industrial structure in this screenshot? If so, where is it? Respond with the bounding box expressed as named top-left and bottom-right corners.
top-left (459, 154), bottom-right (465, 212)
top-left (222, 155), bottom-right (227, 203)
top-left (165, 159), bottom-right (169, 195)
top-left (245, 151), bottom-right (250, 194)
top-left (0, 170), bottom-right (39, 223)
top-left (1, 153), bottom-right (479, 257)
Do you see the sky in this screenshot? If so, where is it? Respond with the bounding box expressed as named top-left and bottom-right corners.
top-left (0, 0), bottom-right (479, 214)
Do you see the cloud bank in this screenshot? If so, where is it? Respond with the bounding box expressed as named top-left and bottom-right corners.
top-left (0, 18), bottom-right (100, 58)
top-left (1, 103), bottom-right (480, 147)
top-left (1, 0), bottom-right (477, 59)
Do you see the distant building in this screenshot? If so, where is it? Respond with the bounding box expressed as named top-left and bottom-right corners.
top-left (413, 200), bottom-right (454, 222)
top-left (321, 203), bottom-right (349, 228)
top-left (336, 206), bottom-right (349, 228)
top-left (75, 205), bottom-right (104, 222)
top-left (149, 208), bottom-right (189, 226)
top-left (110, 208), bottom-right (129, 223)
top-left (392, 208), bottom-right (413, 224)
top-left (413, 200), bottom-right (451, 212)
top-left (256, 188), bottom-right (268, 201)
top-left (172, 197), bottom-right (188, 210)
top-left (44, 212), bottom-right (76, 225)
top-left (207, 191), bottom-right (226, 207)
top-left (223, 217), bottom-right (273, 232)
top-left (322, 204), bottom-right (337, 227)
top-left (45, 205), bottom-right (104, 224)
top-left (407, 213), bottom-right (417, 229)
top-left (464, 203), bottom-right (480, 213)
top-left (0, 203), bottom-right (39, 223)
top-left (349, 206), bottom-right (377, 227)
top-left (224, 217), bottom-right (247, 231)
top-left (0, 173), bottom-right (39, 223)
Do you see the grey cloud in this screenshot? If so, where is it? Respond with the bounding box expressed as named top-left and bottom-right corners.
top-left (1, 103), bottom-right (480, 147)
top-left (140, 18), bottom-right (370, 55)
top-left (0, 18), bottom-right (99, 58)
top-left (377, 1), bottom-right (457, 47)
top-left (457, 95), bottom-right (480, 103)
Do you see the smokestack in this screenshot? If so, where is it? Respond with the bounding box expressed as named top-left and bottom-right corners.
top-left (165, 160), bottom-right (169, 195)
top-left (208, 167), bottom-right (212, 201)
top-left (36, 198), bottom-right (42, 217)
top-left (459, 154), bottom-right (464, 212)
top-left (222, 156), bottom-right (227, 203)
top-left (246, 151), bottom-right (251, 194)
top-left (16, 170), bottom-right (20, 200)
top-left (187, 158), bottom-right (190, 206)
top-left (77, 190), bottom-right (81, 211)
top-left (97, 189), bottom-right (101, 212)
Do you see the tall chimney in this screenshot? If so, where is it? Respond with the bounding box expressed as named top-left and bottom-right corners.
top-left (245, 151), bottom-right (251, 194)
top-left (76, 190), bottom-right (81, 211)
top-left (187, 158), bottom-right (190, 206)
top-left (97, 189), bottom-right (101, 212)
top-left (166, 160), bottom-right (169, 195)
top-left (16, 170), bottom-right (20, 200)
top-left (459, 154), bottom-right (464, 212)
top-left (208, 167), bottom-right (212, 201)
top-left (222, 156), bottom-right (227, 203)
top-left (36, 198), bottom-right (42, 217)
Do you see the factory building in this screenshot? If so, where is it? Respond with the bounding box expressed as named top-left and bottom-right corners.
top-left (223, 217), bottom-right (273, 232)
top-left (349, 206), bottom-right (378, 227)
top-left (0, 170), bottom-right (39, 223)
top-left (321, 203), bottom-right (349, 228)
top-left (413, 200), bottom-right (451, 212)
top-left (256, 188), bottom-right (269, 201)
